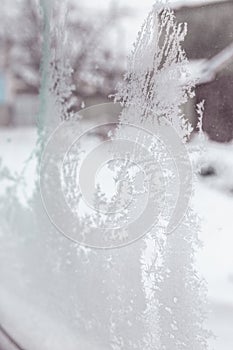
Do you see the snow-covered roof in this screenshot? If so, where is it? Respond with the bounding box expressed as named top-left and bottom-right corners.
top-left (169, 0), bottom-right (229, 10)
top-left (188, 42), bottom-right (233, 85)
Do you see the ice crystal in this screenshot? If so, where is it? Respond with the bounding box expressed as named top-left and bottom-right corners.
top-left (0, 1), bottom-right (209, 349)
top-left (115, 3), bottom-right (195, 141)
top-left (114, 3), bottom-right (209, 350)
top-left (196, 100), bottom-right (205, 136)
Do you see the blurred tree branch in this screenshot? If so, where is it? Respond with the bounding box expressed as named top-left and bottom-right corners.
top-left (0, 0), bottom-right (129, 108)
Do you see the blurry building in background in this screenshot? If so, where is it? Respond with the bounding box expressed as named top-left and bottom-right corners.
top-left (0, 71), bottom-right (11, 125)
top-left (175, 0), bottom-right (233, 142)
top-left (0, 39), bottom-right (14, 126)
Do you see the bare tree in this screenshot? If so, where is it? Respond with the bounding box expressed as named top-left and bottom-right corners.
top-left (0, 0), bottom-right (128, 107)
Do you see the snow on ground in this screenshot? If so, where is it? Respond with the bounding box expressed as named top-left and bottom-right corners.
top-left (0, 127), bottom-right (233, 349)
top-left (192, 139), bottom-right (233, 350)
top-left (0, 127), bottom-right (37, 201)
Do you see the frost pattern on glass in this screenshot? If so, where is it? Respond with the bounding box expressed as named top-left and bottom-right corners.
top-left (0, 1), bottom-right (210, 350)
top-left (115, 3), bottom-right (195, 141)
top-left (114, 3), bottom-right (209, 349)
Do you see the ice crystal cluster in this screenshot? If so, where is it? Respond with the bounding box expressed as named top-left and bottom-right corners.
top-left (112, 3), bottom-right (209, 349)
top-left (0, 1), bottom-right (209, 350)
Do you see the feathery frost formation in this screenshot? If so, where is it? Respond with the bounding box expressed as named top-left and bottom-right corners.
top-left (0, 1), bottom-right (209, 349)
top-left (114, 3), bottom-right (209, 349)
